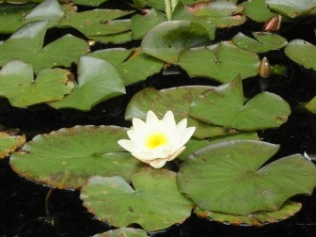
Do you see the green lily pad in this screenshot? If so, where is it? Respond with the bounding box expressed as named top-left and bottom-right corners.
top-left (93, 228), bottom-right (148, 237)
top-left (284, 39), bottom-right (316, 70)
top-left (125, 86), bottom-right (240, 139)
top-left (0, 21), bottom-right (89, 72)
top-left (10, 126), bottom-right (141, 189)
top-left (133, 0), bottom-right (165, 11)
top-left (0, 131), bottom-right (26, 159)
top-left (49, 56), bottom-right (126, 111)
top-left (90, 31), bottom-right (133, 44)
top-left (178, 140), bottom-right (316, 215)
top-left (178, 42), bottom-right (260, 83)
top-left (72, 0), bottom-right (109, 6)
top-left (306, 96), bottom-right (316, 114)
top-left (81, 168), bottom-right (192, 231)
top-left (0, 60), bottom-right (74, 107)
top-left (87, 48), bottom-right (132, 66)
top-left (189, 78), bottom-right (291, 130)
top-left (59, 9), bottom-right (133, 37)
top-left (265, 0), bottom-right (316, 18)
top-left (195, 201), bottom-right (302, 226)
top-left (141, 20), bottom-right (211, 64)
top-left (241, 0), bottom-right (276, 22)
top-left (232, 32), bottom-right (288, 53)
top-left (131, 9), bottom-right (167, 40)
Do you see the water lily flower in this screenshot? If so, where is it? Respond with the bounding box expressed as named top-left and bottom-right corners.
top-left (118, 110), bottom-right (196, 168)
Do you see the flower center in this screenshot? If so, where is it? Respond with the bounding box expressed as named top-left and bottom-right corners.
top-left (145, 131), bottom-right (169, 149)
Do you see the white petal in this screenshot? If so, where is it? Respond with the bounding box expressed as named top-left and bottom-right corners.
top-left (170, 126), bottom-right (195, 154)
top-left (117, 139), bottom-right (137, 153)
top-left (176, 118), bottom-right (188, 133)
top-left (166, 146), bottom-right (186, 161)
top-left (132, 118), bottom-right (146, 131)
top-left (163, 111), bottom-right (176, 128)
top-left (149, 159), bottom-right (167, 168)
top-left (146, 110), bottom-right (159, 125)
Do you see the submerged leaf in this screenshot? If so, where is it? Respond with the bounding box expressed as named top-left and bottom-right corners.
top-left (305, 96), bottom-right (316, 114)
top-left (178, 140), bottom-right (316, 215)
top-left (81, 168), bottom-right (192, 231)
top-left (10, 126), bottom-right (141, 189)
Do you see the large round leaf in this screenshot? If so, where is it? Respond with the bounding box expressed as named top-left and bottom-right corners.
top-left (195, 201), bottom-right (302, 226)
top-left (0, 131), bottom-right (26, 159)
top-left (189, 78), bottom-right (291, 130)
top-left (10, 126), bottom-right (141, 189)
top-left (0, 21), bottom-right (89, 72)
top-left (178, 140), bottom-right (316, 215)
top-left (241, 0), bottom-right (276, 22)
top-left (81, 168), bottom-right (192, 231)
top-left (0, 60), bottom-right (74, 107)
top-left (141, 20), bottom-right (211, 64)
top-left (178, 42), bottom-right (260, 83)
top-left (125, 86), bottom-right (236, 139)
top-left (284, 39), bottom-right (316, 70)
top-left (265, 0), bottom-right (316, 18)
top-left (232, 32), bottom-right (287, 53)
top-left (49, 56), bottom-right (126, 111)
top-left (93, 228), bottom-right (148, 237)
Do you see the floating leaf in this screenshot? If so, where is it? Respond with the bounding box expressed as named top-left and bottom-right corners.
top-left (0, 21), bottom-right (89, 72)
top-left (125, 87), bottom-right (239, 139)
top-left (232, 32), bottom-right (287, 53)
top-left (189, 78), bottom-right (291, 130)
top-left (178, 42), bottom-right (260, 83)
top-left (0, 131), bottom-right (26, 159)
top-left (133, 0), bottom-right (165, 11)
top-left (131, 9), bottom-right (167, 40)
top-left (59, 9), bottom-right (132, 37)
top-left (195, 201), bottom-right (302, 226)
top-left (87, 48), bottom-right (132, 66)
top-left (90, 31), bottom-right (133, 44)
top-left (186, 1), bottom-right (243, 17)
top-left (306, 96), bottom-right (316, 114)
top-left (178, 140), bottom-right (316, 215)
top-left (49, 56), bottom-right (125, 111)
top-left (93, 228), bottom-right (149, 237)
top-left (0, 60), bottom-right (74, 107)
top-left (10, 126), bottom-right (141, 189)
top-left (284, 39), bottom-right (316, 70)
top-left (265, 0), bottom-right (316, 18)
top-left (241, 0), bottom-right (276, 22)
top-left (81, 168), bottom-right (192, 231)
top-left (141, 20), bottom-right (211, 64)
top-left (72, 0), bottom-right (109, 6)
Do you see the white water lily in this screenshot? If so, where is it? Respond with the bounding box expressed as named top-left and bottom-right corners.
top-left (118, 110), bottom-right (196, 168)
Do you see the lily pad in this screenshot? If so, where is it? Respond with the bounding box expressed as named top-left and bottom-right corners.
top-left (49, 56), bottom-right (126, 111)
top-left (141, 20), bottom-right (211, 64)
top-left (189, 78), bottom-right (291, 130)
top-left (284, 39), bottom-right (316, 70)
top-left (90, 31), bottom-right (133, 44)
top-left (0, 131), bottom-right (26, 159)
top-left (232, 32), bottom-right (288, 53)
top-left (72, 0), bottom-right (109, 6)
top-left (0, 60), bottom-right (74, 107)
top-left (306, 96), bottom-right (316, 114)
top-left (87, 48), bottom-right (132, 66)
top-left (131, 9), bottom-right (167, 40)
top-left (265, 0), bottom-right (316, 18)
top-left (81, 168), bottom-right (192, 231)
top-left (178, 140), bottom-right (316, 215)
top-left (59, 9), bottom-right (133, 37)
top-left (241, 0), bottom-right (276, 22)
top-left (125, 86), bottom-right (240, 139)
top-left (93, 228), bottom-right (148, 237)
top-left (195, 201), bottom-right (302, 226)
top-left (10, 126), bottom-right (141, 189)
top-left (133, 0), bottom-right (165, 11)
top-left (0, 21), bottom-right (89, 72)
top-left (178, 42), bottom-right (260, 83)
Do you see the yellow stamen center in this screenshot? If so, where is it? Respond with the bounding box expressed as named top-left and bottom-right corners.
top-left (145, 131), bottom-right (169, 149)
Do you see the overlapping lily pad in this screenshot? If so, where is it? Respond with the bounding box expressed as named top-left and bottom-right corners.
top-left (265, 0), bottom-right (316, 18)
top-left (178, 140), bottom-right (316, 215)
top-left (0, 60), bottom-right (73, 107)
top-left (125, 86), bottom-right (239, 139)
top-left (10, 126), bottom-right (141, 189)
top-left (93, 228), bottom-right (148, 237)
top-left (81, 168), bottom-right (192, 231)
top-left (0, 21), bottom-right (89, 72)
top-left (189, 78), bottom-right (291, 130)
top-left (232, 32), bottom-right (288, 53)
top-left (195, 201), bottom-right (302, 226)
top-left (0, 131), bottom-right (26, 159)
top-left (72, 0), bottom-right (109, 6)
top-left (178, 42), bottom-right (260, 83)
top-left (284, 39), bottom-right (316, 70)
top-left (49, 56), bottom-right (126, 111)
top-left (241, 0), bottom-right (276, 22)
top-left (141, 20), bottom-right (211, 64)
